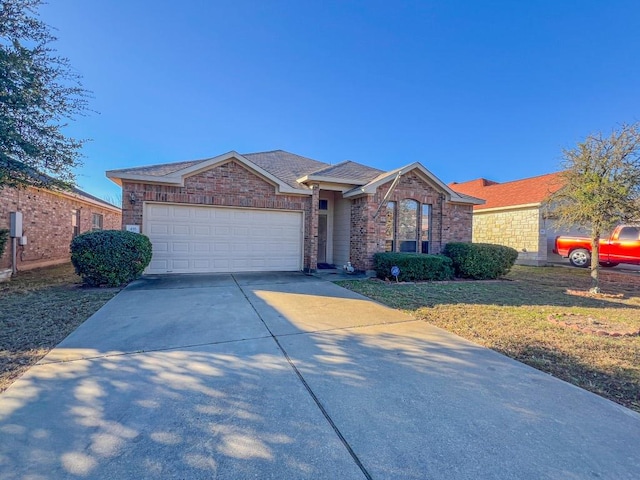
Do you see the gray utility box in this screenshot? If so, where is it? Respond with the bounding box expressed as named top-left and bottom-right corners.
top-left (10, 212), bottom-right (23, 238)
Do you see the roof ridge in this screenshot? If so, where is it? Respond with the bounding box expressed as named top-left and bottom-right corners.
top-left (305, 160), bottom-right (350, 175)
top-left (482, 171), bottom-right (564, 188)
top-left (242, 149), bottom-right (285, 156)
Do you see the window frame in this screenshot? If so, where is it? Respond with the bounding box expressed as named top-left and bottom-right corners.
top-left (91, 213), bottom-right (104, 231)
top-left (385, 200), bottom-right (433, 254)
top-left (398, 199), bottom-right (419, 253)
top-left (385, 201), bottom-right (396, 252)
top-left (72, 209), bottom-right (80, 237)
top-left (421, 204), bottom-right (431, 253)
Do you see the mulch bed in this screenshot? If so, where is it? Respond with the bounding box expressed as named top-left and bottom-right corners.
top-left (548, 313), bottom-right (640, 337)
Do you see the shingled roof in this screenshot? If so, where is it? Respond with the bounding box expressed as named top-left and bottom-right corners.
top-left (107, 150), bottom-right (386, 192)
top-left (108, 159), bottom-right (204, 177)
top-left (243, 150), bottom-right (328, 189)
top-left (301, 160), bottom-right (384, 184)
top-left (449, 172), bottom-right (565, 210)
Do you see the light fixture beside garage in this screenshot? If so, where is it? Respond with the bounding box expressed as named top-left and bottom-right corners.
top-left (129, 192), bottom-right (137, 204)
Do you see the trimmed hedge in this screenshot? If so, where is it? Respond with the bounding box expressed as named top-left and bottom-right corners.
top-left (373, 252), bottom-right (454, 282)
top-left (71, 230), bottom-right (152, 287)
top-left (443, 242), bottom-right (518, 280)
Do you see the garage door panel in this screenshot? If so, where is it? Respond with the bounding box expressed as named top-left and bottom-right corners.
top-left (148, 224), bottom-right (169, 235)
top-left (144, 204), bottom-right (302, 274)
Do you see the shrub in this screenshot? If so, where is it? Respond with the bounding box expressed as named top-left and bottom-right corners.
top-left (373, 252), bottom-right (454, 282)
top-left (0, 229), bottom-right (8, 258)
top-left (443, 242), bottom-right (518, 280)
top-left (71, 230), bottom-right (152, 287)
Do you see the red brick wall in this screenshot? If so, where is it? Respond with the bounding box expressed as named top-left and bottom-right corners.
top-left (121, 160), bottom-right (314, 269)
top-left (349, 171), bottom-right (473, 271)
top-left (349, 195), bottom-right (378, 271)
top-left (441, 202), bottom-right (474, 244)
top-left (0, 187), bottom-right (122, 270)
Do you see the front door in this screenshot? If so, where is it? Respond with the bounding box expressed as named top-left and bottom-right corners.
top-left (318, 215), bottom-right (327, 264)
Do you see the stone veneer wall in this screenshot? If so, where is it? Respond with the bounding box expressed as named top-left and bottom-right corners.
top-left (472, 207), bottom-right (546, 265)
top-left (349, 171), bottom-right (474, 271)
top-left (0, 186), bottom-right (121, 270)
top-left (121, 160), bottom-right (314, 270)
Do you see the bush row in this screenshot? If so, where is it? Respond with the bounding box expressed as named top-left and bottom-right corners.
top-left (71, 230), bottom-right (152, 287)
top-left (443, 242), bottom-right (518, 280)
top-left (373, 253), bottom-right (453, 282)
top-left (374, 242), bottom-right (518, 281)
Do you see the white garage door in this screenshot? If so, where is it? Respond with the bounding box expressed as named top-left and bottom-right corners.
top-left (144, 203), bottom-right (303, 274)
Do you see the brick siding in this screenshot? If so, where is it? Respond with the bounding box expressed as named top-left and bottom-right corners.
top-left (349, 171), bottom-right (473, 271)
top-left (121, 160), bottom-right (314, 269)
top-left (349, 195), bottom-right (379, 271)
top-left (0, 187), bottom-right (121, 270)
top-left (119, 163), bottom-right (473, 273)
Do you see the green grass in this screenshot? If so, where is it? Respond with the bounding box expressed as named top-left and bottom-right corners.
top-left (338, 266), bottom-right (640, 413)
top-left (0, 263), bottom-right (119, 391)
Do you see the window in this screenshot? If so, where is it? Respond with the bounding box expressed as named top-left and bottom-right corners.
top-left (618, 226), bottom-right (640, 241)
top-left (92, 213), bottom-right (103, 231)
top-left (319, 199), bottom-right (328, 211)
top-left (72, 210), bottom-right (80, 237)
top-left (385, 200), bottom-right (432, 253)
top-left (385, 201), bottom-right (396, 252)
top-left (421, 204), bottom-right (431, 253)
top-left (398, 199), bottom-right (418, 252)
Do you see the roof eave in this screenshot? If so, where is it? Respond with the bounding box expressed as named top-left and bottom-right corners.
top-left (296, 174), bottom-right (370, 186)
top-left (474, 202), bottom-right (542, 213)
top-left (450, 197), bottom-right (486, 206)
top-left (107, 151), bottom-right (312, 195)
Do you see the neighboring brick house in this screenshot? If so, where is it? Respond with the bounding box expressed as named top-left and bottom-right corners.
top-left (0, 185), bottom-right (121, 271)
top-left (107, 150), bottom-right (481, 274)
top-left (449, 172), bottom-right (579, 266)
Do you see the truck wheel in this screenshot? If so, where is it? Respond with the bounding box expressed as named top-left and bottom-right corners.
top-left (569, 249), bottom-right (590, 268)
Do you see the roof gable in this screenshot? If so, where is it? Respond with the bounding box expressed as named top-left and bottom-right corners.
top-left (449, 172), bottom-right (565, 210)
top-left (343, 162), bottom-right (483, 205)
top-left (107, 151), bottom-right (314, 194)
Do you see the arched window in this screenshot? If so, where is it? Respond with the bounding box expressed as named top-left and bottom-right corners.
top-left (398, 199), bottom-right (418, 252)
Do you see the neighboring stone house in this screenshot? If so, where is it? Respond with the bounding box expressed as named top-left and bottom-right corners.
top-left (107, 150), bottom-right (481, 274)
top-left (0, 185), bottom-right (121, 271)
top-left (449, 172), bottom-right (577, 266)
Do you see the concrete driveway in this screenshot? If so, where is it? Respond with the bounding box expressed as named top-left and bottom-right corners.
top-left (1, 273), bottom-right (639, 479)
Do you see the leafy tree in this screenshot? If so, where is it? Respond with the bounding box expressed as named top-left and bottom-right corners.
top-left (0, 0), bottom-right (90, 190)
top-left (546, 123), bottom-right (640, 292)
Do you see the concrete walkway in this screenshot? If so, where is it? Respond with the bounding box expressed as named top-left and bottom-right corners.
top-left (1, 273), bottom-right (639, 479)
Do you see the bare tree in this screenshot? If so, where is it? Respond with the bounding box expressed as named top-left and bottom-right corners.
top-left (546, 123), bottom-right (640, 292)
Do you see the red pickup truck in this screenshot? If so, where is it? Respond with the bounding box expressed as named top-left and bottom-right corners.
top-left (554, 225), bottom-right (640, 268)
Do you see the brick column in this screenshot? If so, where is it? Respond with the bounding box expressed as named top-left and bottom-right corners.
top-left (308, 183), bottom-right (319, 272)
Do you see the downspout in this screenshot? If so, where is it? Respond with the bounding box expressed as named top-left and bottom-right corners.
top-left (372, 171), bottom-right (403, 219)
top-left (439, 194), bottom-right (445, 253)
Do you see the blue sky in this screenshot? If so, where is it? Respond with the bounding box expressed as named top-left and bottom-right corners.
top-left (38, 0), bottom-right (640, 201)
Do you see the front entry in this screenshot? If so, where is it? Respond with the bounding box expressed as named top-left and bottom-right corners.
top-left (318, 214), bottom-right (327, 264)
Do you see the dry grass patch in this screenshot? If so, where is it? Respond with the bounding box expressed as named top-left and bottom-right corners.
top-left (338, 266), bottom-right (640, 413)
top-left (0, 263), bottom-right (119, 391)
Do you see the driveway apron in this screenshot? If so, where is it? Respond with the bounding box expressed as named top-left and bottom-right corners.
top-left (1, 272), bottom-right (639, 479)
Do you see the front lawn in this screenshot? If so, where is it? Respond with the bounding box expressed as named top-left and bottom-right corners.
top-left (0, 263), bottom-right (119, 392)
top-left (338, 266), bottom-right (640, 413)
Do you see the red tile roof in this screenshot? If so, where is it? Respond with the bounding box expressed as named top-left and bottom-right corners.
top-left (449, 172), bottom-right (565, 210)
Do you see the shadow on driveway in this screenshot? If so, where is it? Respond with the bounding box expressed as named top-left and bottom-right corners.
top-left (1, 272), bottom-right (639, 479)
